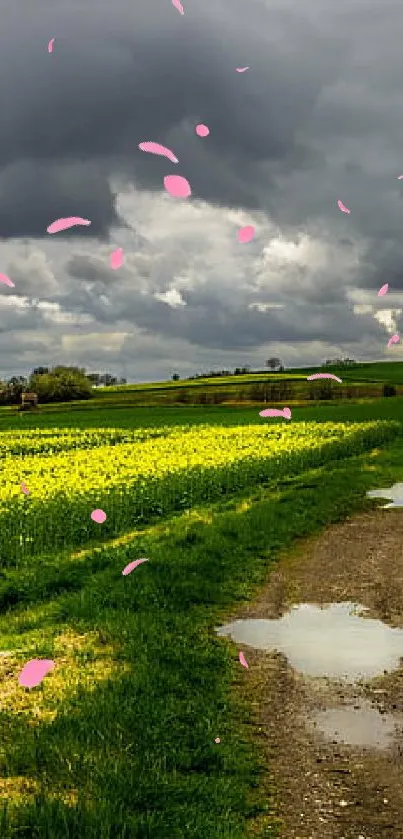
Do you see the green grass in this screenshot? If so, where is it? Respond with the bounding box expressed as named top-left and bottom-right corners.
top-left (97, 360), bottom-right (403, 392)
top-left (97, 373), bottom-right (305, 394)
top-left (0, 397), bottom-right (403, 836)
top-left (0, 433), bottom-right (403, 836)
top-left (81, 360), bottom-right (403, 409)
top-left (1, 395), bottom-right (403, 433)
top-left (289, 359), bottom-right (403, 383)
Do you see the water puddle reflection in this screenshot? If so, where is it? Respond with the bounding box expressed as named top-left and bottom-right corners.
top-left (367, 482), bottom-right (403, 508)
top-left (216, 602), bottom-right (403, 681)
top-left (309, 699), bottom-right (397, 748)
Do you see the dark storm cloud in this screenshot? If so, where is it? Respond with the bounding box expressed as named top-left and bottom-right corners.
top-left (60, 251), bottom-right (385, 349)
top-left (0, 161), bottom-right (122, 239)
top-left (0, 0), bottom-right (349, 233)
top-left (1, 0), bottom-right (403, 374)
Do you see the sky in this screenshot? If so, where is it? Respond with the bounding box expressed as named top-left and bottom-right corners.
top-left (1, 0), bottom-right (403, 382)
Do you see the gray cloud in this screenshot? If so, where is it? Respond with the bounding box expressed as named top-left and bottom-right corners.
top-left (0, 160), bottom-right (122, 239)
top-left (0, 0), bottom-right (402, 376)
top-left (0, 0), bottom-right (348, 227)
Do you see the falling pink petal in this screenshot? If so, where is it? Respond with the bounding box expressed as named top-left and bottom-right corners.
top-left (388, 334), bottom-right (400, 347)
top-left (236, 67), bottom-right (249, 73)
top-left (47, 217), bottom-right (91, 234)
top-left (110, 248), bottom-right (124, 270)
top-left (214, 737), bottom-right (221, 743)
top-left (21, 482), bottom-right (30, 495)
top-left (172, 0), bottom-right (184, 13)
top-left (91, 508), bottom-right (106, 524)
top-left (378, 283), bottom-right (389, 297)
top-left (48, 38), bottom-right (55, 53)
top-left (237, 225), bottom-right (255, 244)
top-left (397, 175), bottom-right (403, 180)
top-left (122, 557), bottom-right (149, 576)
top-left (259, 408), bottom-right (291, 419)
top-left (337, 200), bottom-right (350, 214)
top-left (239, 651), bottom-right (249, 669)
top-left (0, 272), bottom-right (14, 288)
top-left (138, 141), bottom-right (179, 164)
top-left (18, 659), bottom-right (55, 689)
top-left (164, 175), bottom-right (191, 199)
top-left (307, 373), bottom-right (342, 383)
top-left (195, 124), bottom-right (210, 138)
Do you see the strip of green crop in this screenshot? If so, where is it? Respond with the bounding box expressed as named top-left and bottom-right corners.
top-left (0, 419), bottom-right (399, 565)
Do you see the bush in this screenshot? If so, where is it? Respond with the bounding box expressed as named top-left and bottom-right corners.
top-left (383, 384), bottom-right (397, 397)
top-left (29, 366), bottom-right (93, 403)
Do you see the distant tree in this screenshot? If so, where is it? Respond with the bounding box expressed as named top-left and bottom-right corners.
top-left (103, 373), bottom-right (118, 386)
top-left (87, 373), bottom-right (102, 385)
top-left (29, 366), bottom-right (93, 403)
top-left (234, 366), bottom-right (251, 375)
top-left (0, 376), bottom-right (27, 405)
top-left (87, 372), bottom-right (123, 386)
top-left (6, 376), bottom-right (28, 404)
top-left (266, 357), bottom-right (284, 372)
top-left (171, 373), bottom-right (180, 381)
top-left (323, 358), bottom-right (342, 367)
top-left (32, 367), bottom-right (49, 376)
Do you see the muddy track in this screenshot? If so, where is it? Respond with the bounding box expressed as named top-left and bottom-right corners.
top-left (228, 508), bottom-right (403, 839)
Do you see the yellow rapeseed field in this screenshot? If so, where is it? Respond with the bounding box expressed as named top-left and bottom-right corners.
top-left (0, 419), bottom-right (399, 564)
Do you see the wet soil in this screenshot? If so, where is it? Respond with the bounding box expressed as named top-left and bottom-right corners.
top-left (222, 507), bottom-right (403, 838)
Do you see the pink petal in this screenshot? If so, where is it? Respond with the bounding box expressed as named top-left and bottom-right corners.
top-left (47, 217), bottom-right (91, 234)
top-left (239, 651), bottom-right (249, 669)
top-left (172, 0), bottom-right (184, 13)
top-left (91, 508), bottom-right (106, 524)
top-left (214, 737), bottom-right (221, 743)
top-left (48, 38), bottom-right (55, 53)
top-left (195, 124), bottom-right (210, 137)
top-left (236, 67), bottom-right (249, 72)
top-left (307, 373), bottom-right (342, 383)
top-left (122, 557), bottom-right (149, 576)
top-left (337, 200), bottom-right (350, 214)
top-left (388, 334), bottom-right (400, 347)
top-left (0, 272), bottom-right (14, 288)
top-left (18, 659), bottom-right (55, 689)
top-left (21, 482), bottom-right (30, 495)
top-left (259, 408), bottom-right (289, 419)
top-left (110, 248), bottom-right (124, 270)
top-left (378, 283), bottom-right (389, 296)
top-left (163, 175), bottom-right (191, 199)
top-left (237, 225), bottom-right (255, 244)
top-left (138, 141), bottom-right (178, 164)
top-left (397, 175), bottom-right (403, 180)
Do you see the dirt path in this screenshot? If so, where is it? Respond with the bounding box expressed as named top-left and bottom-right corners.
top-left (231, 508), bottom-right (403, 839)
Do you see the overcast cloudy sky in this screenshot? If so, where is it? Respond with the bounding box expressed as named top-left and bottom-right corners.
top-left (1, 0), bottom-right (403, 381)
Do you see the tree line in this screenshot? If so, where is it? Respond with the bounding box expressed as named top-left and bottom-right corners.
top-left (0, 367), bottom-right (127, 406)
top-left (172, 356), bottom-right (358, 381)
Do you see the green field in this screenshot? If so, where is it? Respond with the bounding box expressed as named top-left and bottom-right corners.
top-left (292, 359), bottom-right (403, 383)
top-left (0, 394), bottom-right (403, 837)
top-left (80, 360), bottom-right (403, 409)
top-left (97, 360), bottom-right (403, 392)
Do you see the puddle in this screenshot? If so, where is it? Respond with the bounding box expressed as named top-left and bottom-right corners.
top-left (309, 699), bottom-right (398, 748)
top-left (216, 602), bottom-right (403, 681)
top-left (367, 482), bottom-right (403, 508)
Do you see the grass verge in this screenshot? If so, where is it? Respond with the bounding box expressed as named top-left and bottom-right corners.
top-left (0, 438), bottom-right (402, 837)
